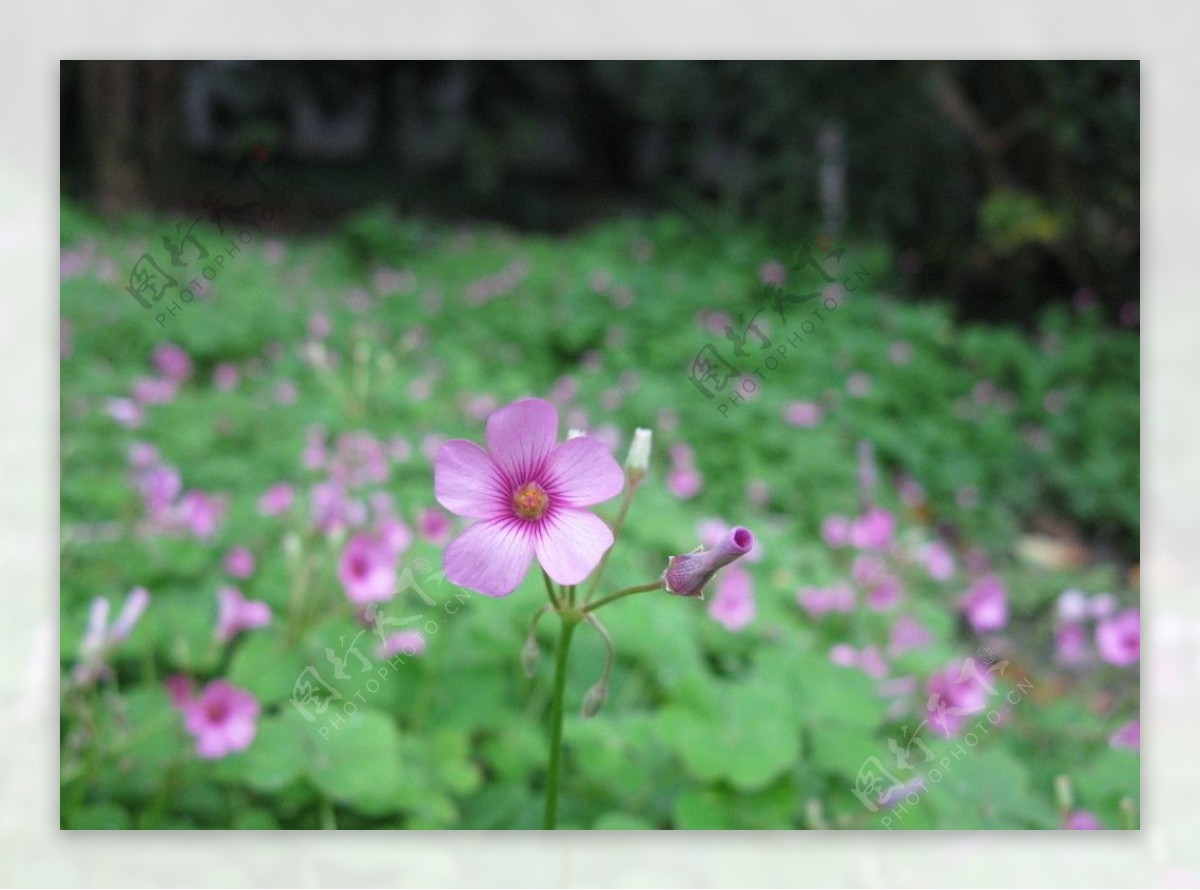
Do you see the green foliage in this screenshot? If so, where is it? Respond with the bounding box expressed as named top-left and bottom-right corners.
top-left (59, 203), bottom-right (1138, 829)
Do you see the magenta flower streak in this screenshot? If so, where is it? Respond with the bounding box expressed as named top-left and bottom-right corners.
top-left (434, 398), bottom-right (625, 597)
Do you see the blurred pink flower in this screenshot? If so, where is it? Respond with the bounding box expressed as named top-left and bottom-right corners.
top-left (1063, 810), bottom-right (1103, 830)
top-left (338, 533), bottom-right (398, 604)
top-left (667, 467), bottom-right (703, 499)
top-left (213, 362), bottom-right (240, 391)
top-left (377, 630), bottom-right (427, 658)
top-left (309, 313), bottom-right (331, 339)
top-left (178, 490), bottom-right (227, 539)
top-left (783, 401), bottom-right (823, 428)
top-left (275, 380), bottom-right (299, 405)
top-left (377, 516), bottom-right (412, 557)
top-left (821, 515), bottom-right (852, 548)
top-left (174, 679), bottom-right (260, 760)
top-left (961, 574), bottom-right (1008, 633)
top-left (849, 507), bottom-right (895, 551)
top-left (1110, 719), bottom-right (1140, 751)
top-left (830, 644), bottom-right (859, 668)
top-left (853, 555), bottom-right (903, 611)
top-left (153, 343), bottom-right (193, 381)
top-left (858, 645), bottom-right (889, 679)
top-left (925, 659), bottom-right (991, 738)
top-left (888, 615), bottom-right (933, 656)
top-left (223, 546), bottom-right (256, 579)
top-left (1057, 588), bottom-right (1089, 622)
top-left (257, 483), bottom-right (295, 517)
top-left (215, 586), bottom-right (272, 642)
top-left (106, 397), bottom-right (144, 428)
top-left (1055, 622), bottom-right (1090, 666)
top-left (758, 258), bottom-right (786, 287)
top-left (311, 481), bottom-right (366, 534)
top-left (707, 565), bottom-right (756, 631)
top-left (74, 587), bottom-right (150, 684)
top-left (920, 541), bottom-right (956, 581)
top-left (745, 479), bottom-right (771, 507)
top-left (847, 372), bottom-right (872, 398)
top-left (435, 398), bottom-right (624, 597)
top-left (1096, 609), bottom-right (1140, 666)
top-left (419, 507), bottom-right (453, 546)
top-left (798, 583), bottom-right (855, 617)
top-left (132, 376), bottom-right (178, 405)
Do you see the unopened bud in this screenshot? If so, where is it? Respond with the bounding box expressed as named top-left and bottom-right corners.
top-left (1054, 775), bottom-right (1073, 812)
top-left (566, 428), bottom-right (586, 440)
top-left (521, 631), bottom-right (541, 678)
top-left (581, 680), bottom-right (608, 718)
top-left (625, 427), bottom-right (652, 484)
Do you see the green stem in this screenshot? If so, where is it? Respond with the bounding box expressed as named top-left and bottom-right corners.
top-left (582, 483), bottom-right (637, 604)
top-left (543, 615), bottom-right (578, 829)
top-left (542, 569), bottom-right (560, 608)
top-left (583, 580), bottom-right (664, 614)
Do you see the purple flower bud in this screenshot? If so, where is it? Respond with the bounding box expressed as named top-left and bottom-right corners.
top-left (662, 527), bottom-right (754, 598)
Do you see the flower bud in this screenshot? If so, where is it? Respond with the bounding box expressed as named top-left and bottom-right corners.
top-left (566, 428), bottom-right (586, 440)
top-left (581, 680), bottom-right (608, 718)
top-left (521, 630), bottom-right (541, 679)
top-left (662, 526), bottom-right (754, 598)
top-left (625, 428), bottom-right (652, 484)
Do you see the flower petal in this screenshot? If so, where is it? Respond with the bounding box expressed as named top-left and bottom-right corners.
top-left (435, 439), bottom-right (507, 519)
top-left (535, 508), bottom-right (614, 586)
top-left (444, 519), bottom-right (536, 597)
top-left (541, 435), bottom-right (625, 508)
top-left (486, 398), bottom-right (559, 483)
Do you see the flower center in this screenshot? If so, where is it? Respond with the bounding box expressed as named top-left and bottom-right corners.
top-left (512, 482), bottom-right (550, 521)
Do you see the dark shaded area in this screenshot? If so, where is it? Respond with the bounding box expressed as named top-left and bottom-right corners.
top-left (61, 60), bottom-right (1139, 324)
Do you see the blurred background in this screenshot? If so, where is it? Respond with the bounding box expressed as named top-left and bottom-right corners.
top-left (62, 60), bottom-right (1139, 323)
top-left (59, 60), bottom-right (1140, 831)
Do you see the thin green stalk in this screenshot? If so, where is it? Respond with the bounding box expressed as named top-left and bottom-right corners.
top-left (582, 484), bottom-right (637, 604)
top-left (583, 580), bottom-right (664, 614)
top-left (543, 615), bottom-right (578, 829)
top-left (542, 569), bottom-right (559, 608)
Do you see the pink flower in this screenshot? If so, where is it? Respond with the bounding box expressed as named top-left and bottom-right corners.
top-left (667, 467), bottom-right (703, 499)
top-left (216, 586), bottom-right (272, 641)
top-left (758, 258), bottom-right (786, 287)
top-left (223, 546), bottom-right (256, 579)
top-left (707, 565), bottom-right (756, 631)
top-left (434, 398), bottom-right (625, 597)
top-left (858, 645), bottom-right (889, 679)
top-left (377, 516), bottom-right (412, 556)
top-left (853, 555), bottom-right (902, 611)
top-left (153, 343), bottom-right (193, 381)
top-left (173, 679), bottom-right (260, 759)
top-left (925, 659), bottom-right (991, 738)
top-left (1096, 609), bottom-right (1140, 666)
top-left (132, 376), bottom-right (178, 405)
top-left (829, 644), bottom-right (859, 668)
top-left (74, 587), bottom-right (151, 683)
top-left (1110, 718), bottom-right (1140, 751)
top-left (1057, 588), bottom-right (1089, 622)
top-left (419, 507), bottom-right (453, 546)
top-left (849, 507), bottom-right (895, 551)
top-left (783, 401), bottom-right (823, 428)
top-left (1063, 810), bottom-right (1103, 830)
top-left (847, 372), bottom-right (872, 398)
top-left (961, 574), bottom-right (1008, 633)
top-left (257, 483), bottom-right (295, 516)
top-left (377, 630), bottom-right (426, 658)
top-left (178, 490), bottom-right (227, 539)
top-left (888, 615), bottom-right (932, 656)
top-left (664, 527), bottom-right (755, 598)
top-left (338, 533), bottom-right (397, 604)
top-left (1055, 622), bottom-right (1090, 666)
top-left (213, 362), bottom-right (240, 391)
top-left (309, 313), bottom-right (331, 339)
top-left (921, 541), bottom-right (956, 581)
top-left (797, 583), bottom-right (856, 617)
top-left (821, 515), bottom-right (851, 548)
top-left (106, 397), bottom-right (144, 428)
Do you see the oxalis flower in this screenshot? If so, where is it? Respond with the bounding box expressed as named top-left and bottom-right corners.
top-left (435, 398), bottom-right (624, 597)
